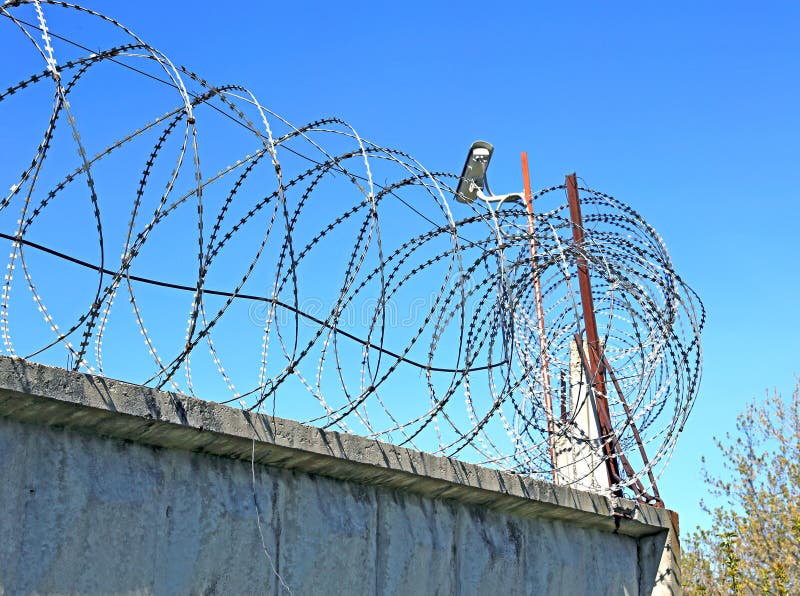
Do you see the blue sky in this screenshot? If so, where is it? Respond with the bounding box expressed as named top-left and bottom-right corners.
top-left (2, 1), bottom-right (798, 532)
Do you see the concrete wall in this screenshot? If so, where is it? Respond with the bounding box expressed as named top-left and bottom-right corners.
top-left (0, 358), bottom-right (680, 595)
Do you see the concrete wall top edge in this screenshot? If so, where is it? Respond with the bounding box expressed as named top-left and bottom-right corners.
top-left (0, 356), bottom-right (674, 538)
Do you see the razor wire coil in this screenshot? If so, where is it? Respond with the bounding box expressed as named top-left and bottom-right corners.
top-left (0, 0), bottom-right (704, 500)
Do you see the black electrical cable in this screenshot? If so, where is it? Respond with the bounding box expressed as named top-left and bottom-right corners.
top-left (0, 12), bottom-right (477, 242)
top-left (0, 231), bottom-right (503, 374)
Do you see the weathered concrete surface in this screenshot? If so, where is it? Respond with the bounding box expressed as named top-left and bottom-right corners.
top-left (0, 357), bottom-right (680, 594)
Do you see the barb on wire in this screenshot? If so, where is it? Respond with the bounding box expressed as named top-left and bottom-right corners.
top-left (0, 0), bottom-right (703, 501)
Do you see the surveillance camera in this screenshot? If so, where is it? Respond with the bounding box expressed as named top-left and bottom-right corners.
top-left (455, 141), bottom-right (494, 204)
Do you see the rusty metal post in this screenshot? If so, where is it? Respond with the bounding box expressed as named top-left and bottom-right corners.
top-left (521, 153), bottom-right (556, 480)
top-left (565, 173), bottom-right (621, 488)
top-left (602, 355), bottom-right (663, 506)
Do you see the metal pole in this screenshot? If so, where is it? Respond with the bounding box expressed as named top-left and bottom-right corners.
top-left (602, 354), bottom-right (663, 506)
top-left (521, 153), bottom-right (556, 480)
top-left (565, 173), bottom-right (621, 489)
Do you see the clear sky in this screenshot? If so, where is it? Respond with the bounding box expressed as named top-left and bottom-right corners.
top-left (3, 1), bottom-right (799, 532)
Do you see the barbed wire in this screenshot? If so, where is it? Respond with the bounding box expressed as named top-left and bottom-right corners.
top-left (0, 0), bottom-right (704, 501)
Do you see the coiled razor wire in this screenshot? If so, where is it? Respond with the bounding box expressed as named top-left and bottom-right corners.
top-left (0, 1), bottom-right (703, 500)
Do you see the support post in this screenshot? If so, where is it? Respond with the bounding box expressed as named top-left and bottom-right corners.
top-left (565, 173), bottom-right (621, 489)
top-left (521, 153), bottom-right (556, 480)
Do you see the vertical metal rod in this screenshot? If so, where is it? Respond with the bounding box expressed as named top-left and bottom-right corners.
top-left (602, 355), bottom-right (663, 506)
top-left (565, 173), bottom-right (621, 488)
top-left (521, 153), bottom-right (556, 480)
top-left (574, 337), bottom-right (662, 505)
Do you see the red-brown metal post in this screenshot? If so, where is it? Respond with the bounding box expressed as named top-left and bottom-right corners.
top-left (565, 173), bottom-right (621, 488)
top-left (521, 153), bottom-right (556, 480)
top-left (602, 355), bottom-right (663, 506)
